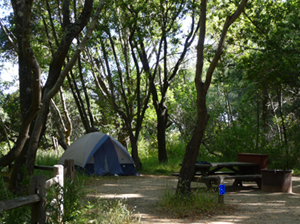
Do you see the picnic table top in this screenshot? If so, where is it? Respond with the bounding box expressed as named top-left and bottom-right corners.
top-left (194, 162), bottom-right (259, 168)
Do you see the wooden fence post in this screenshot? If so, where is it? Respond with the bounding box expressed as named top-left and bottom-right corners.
top-left (30, 175), bottom-right (46, 224)
top-left (53, 165), bottom-right (64, 220)
top-left (64, 159), bottom-right (75, 183)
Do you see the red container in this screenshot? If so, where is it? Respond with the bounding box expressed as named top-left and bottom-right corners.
top-left (238, 153), bottom-right (268, 174)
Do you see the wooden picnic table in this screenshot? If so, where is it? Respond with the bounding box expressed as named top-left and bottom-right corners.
top-left (192, 162), bottom-right (261, 189)
top-left (194, 162), bottom-right (259, 176)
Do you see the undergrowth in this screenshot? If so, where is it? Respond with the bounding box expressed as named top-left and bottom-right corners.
top-left (158, 186), bottom-right (234, 219)
top-left (78, 197), bottom-right (139, 224)
top-left (46, 178), bottom-right (138, 224)
top-left (0, 176), bottom-right (31, 224)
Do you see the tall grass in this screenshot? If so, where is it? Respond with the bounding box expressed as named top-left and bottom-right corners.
top-left (158, 186), bottom-right (230, 219)
top-left (78, 197), bottom-right (139, 224)
top-left (35, 148), bottom-right (64, 166)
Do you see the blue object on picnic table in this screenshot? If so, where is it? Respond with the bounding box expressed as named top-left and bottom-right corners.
top-left (219, 184), bottom-right (225, 195)
top-left (196, 161), bottom-right (211, 164)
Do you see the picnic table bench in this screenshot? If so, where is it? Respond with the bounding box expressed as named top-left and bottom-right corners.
top-left (193, 174), bottom-right (262, 189)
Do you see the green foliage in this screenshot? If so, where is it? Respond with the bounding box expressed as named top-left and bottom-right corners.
top-left (209, 125), bottom-right (257, 160)
top-left (79, 198), bottom-right (138, 224)
top-left (33, 149), bottom-right (64, 179)
top-left (35, 149), bottom-right (63, 166)
top-left (0, 90), bottom-right (21, 145)
top-left (0, 176), bottom-right (30, 224)
top-left (166, 132), bottom-right (186, 159)
top-left (169, 69), bottom-right (197, 143)
top-left (46, 179), bottom-right (87, 224)
top-left (138, 130), bottom-right (185, 174)
top-left (140, 157), bottom-right (182, 175)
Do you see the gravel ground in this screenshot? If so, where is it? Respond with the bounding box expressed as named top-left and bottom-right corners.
top-left (84, 175), bottom-right (300, 224)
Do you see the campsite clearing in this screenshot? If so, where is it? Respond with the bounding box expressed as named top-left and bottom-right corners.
top-left (84, 174), bottom-right (300, 224)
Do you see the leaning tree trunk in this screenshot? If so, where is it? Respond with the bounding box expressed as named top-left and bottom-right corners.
top-left (176, 0), bottom-right (249, 195)
top-left (177, 88), bottom-right (209, 194)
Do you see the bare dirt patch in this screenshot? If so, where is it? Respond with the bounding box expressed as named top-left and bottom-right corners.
top-left (84, 175), bottom-right (300, 223)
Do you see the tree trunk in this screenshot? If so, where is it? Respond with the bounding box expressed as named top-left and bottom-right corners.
top-left (50, 99), bottom-right (68, 150)
top-left (157, 108), bottom-right (168, 163)
top-left (67, 72), bottom-right (91, 131)
top-left (59, 87), bottom-right (72, 147)
top-left (261, 88), bottom-right (269, 131)
top-left (130, 135), bottom-right (142, 169)
top-left (8, 141), bottom-right (29, 195)
top-left (256, 94), bottom-right (260, 151)
top-left (177, 88), bottom-right (209, 194)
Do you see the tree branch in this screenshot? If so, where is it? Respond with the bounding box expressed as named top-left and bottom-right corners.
top-left (204, 0), bottom-right (248, 92)
top-left (0, 18), bottom-right (18, 53)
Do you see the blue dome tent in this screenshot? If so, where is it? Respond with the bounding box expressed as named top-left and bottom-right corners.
top-left (58, 132), bottom-right (138, 176)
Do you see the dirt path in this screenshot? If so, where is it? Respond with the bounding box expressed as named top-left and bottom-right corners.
top-left (84, 175), bottom-right (300, 223)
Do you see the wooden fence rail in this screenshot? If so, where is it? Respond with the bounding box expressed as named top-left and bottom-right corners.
top-left (0, 159), bottom-right (75, 224)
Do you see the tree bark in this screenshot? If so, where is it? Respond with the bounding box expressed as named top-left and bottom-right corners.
top-left (177, 88), bottom-right (209, 194)
top-left (77, 55), bottom-right (97, 132)
top-left (59, 87), bottom-right (72, 147)
top-left (256, 94), bottom-right (260, 151)
top-left (129, 134), bottom-right (142, 169)
top-left (261, 88), bottom-right (269, 132)
top-left (157, 111), bottom-right (168, 163)
top-left (50, 99), bottom-right (68, 150)
top-left (0, 0), bottom-right (39, 169)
